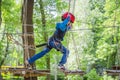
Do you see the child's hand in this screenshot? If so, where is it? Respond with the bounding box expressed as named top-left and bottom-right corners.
top-left (67, 22), bottom-right (72, 30)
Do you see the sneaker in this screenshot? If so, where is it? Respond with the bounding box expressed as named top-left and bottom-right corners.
top-left (58, 64), bottom-right (66, 70)
top-left (25, 60), bottom-right (32, 69)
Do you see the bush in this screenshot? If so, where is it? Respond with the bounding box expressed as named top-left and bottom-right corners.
top-left (84, 68), bottom-right (102, 80)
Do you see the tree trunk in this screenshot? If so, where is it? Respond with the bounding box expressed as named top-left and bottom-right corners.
top-left (22, 0), bottom-right (37, 80)
top-left (39, 0), bottom-right (50, 80)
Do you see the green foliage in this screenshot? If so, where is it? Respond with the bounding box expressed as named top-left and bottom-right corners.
top-left (88, 0), bottom-right (120, 69)
top-left (102, 74), bottom-right (118, 80)
top-left (89, 0), bottom-right (105, 13)
top-left (2, 0), bottom-right (22, 31)
top-left (0, 40), bottom-right (4, 61)
top-left (84, 69), bottom-right (102, 80)
top-left (50, 75), bottom-right (64, 80)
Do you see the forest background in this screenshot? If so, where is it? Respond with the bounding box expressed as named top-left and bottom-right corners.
top-left (0, 0), bottom-right (120, 80)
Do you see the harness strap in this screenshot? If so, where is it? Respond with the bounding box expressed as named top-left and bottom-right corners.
top-left (36, 43), bottom-right (47, 48)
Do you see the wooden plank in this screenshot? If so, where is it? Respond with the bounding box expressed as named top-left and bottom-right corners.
top-left (13, 73), bottom-right (47, 78)
top-left (9, 68), bottom-right (50, 72)
top-left (112, 66), bottom-right (120, 70)
top-left (59, 69), bottom-right (85, 76)
top-left (106, 70), bottom-right (120, 73)
top-left (12, 70), bottom-right (50, 78)
top-left (106, 70), bottom-right (120, 76)
top-left (9, 68), bottom-right (50, 78)
top-left (1, 66), bottom-right (24, 70)
top-left (0, 68), bottom-right (50, 77)
top-left (8, 68), bottom-right (50, 73)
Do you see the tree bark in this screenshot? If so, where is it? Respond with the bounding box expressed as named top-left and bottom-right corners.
top-left (39, 0), bottom-right (50, 80)
top-left (22, 0), bottom-right (37, 80)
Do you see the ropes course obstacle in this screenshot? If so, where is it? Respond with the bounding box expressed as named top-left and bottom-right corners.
top-left (1, 0), bottom-right (119, 79)
top-left (0, 0), bottom-right (85, 79)
top-left (1, 0), bottom-right (120, 79)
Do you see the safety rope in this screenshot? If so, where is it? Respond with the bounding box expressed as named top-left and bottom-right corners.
top-left (7, 33), bottom-right (23, 47)
top-left (68, 0), bottom-right (81, 69)
top-left (68, 0), bottom-right (71, 12)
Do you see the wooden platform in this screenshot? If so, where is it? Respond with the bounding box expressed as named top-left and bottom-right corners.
top-left (0, 68), bottom-right (50, 78)
top-left (106, 70), bottom-right (120, 76)
top-left (0, 67), bottom-right (85, 77)
top-left (112, 66), bottom-right (120, 70)
top-left (60, 69), bottom-right (85, 76)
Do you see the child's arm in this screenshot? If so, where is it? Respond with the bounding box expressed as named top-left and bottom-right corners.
top-left (56, 16), bottom-right (70, 31)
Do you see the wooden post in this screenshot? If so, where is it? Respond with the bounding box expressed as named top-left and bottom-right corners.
top-left (22, 0), bottom-right (37, 80)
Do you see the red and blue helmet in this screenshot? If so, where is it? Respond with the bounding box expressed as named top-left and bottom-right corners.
top-left (62, 12), bottom-right (75, 23)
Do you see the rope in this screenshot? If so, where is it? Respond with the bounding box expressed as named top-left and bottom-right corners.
top-left (7, 36), bottom-right (36, 51)
top-left (68, 0), bottom-right (80, 69)
top-left (72, 0), bottom-right (76, 14)
top-left (68, 0), bottom-right (71, 12)
top-left (7, 34), bottom-right (24, 47)
top-left (0, 26), bottom-right (120, 35)
top-left (3, 26), bottom-right (119, 52)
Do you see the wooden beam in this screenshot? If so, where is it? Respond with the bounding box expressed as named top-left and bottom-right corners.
top-left (22, 0), bottom-right (37, 79)
top-left (0, 68), bottom-right (50, 78)
top-left (22, 0), bottom-right (35, 68)
top-left (59, 69), bottom-right (85, 76)
top-left (9, 68), bottom-right (50, 78)
top-left (106, 70), bottom-right (120, 76)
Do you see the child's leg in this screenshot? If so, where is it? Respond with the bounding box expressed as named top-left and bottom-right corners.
top-left (59, 46), bottom-right (69, 65)
top-left (49, 41), bottom-right (69, 65)
top-left (28, 47), bottom-right (51, 64)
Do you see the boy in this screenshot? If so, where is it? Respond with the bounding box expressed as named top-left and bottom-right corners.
top-left (26, 12), bottom-right (75, 70)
